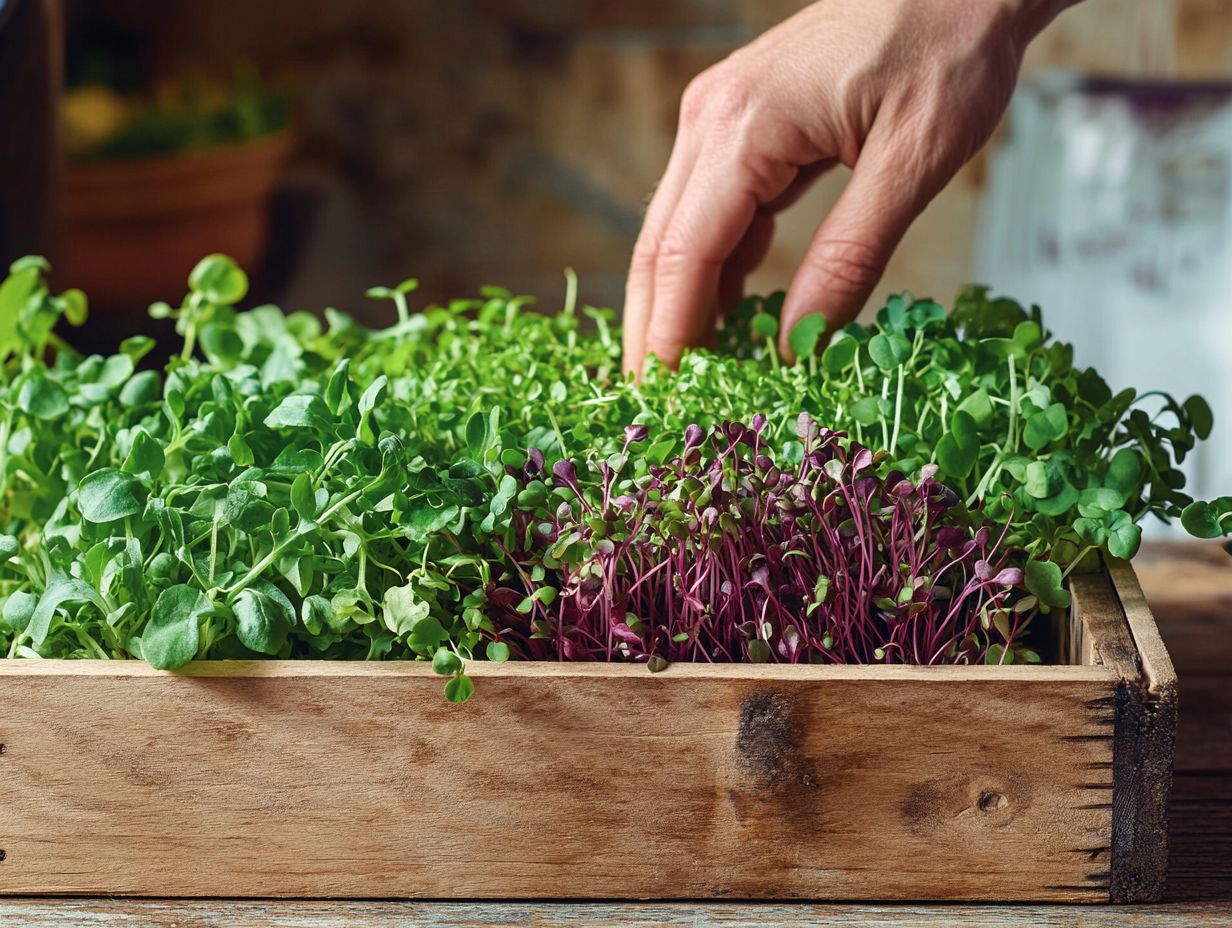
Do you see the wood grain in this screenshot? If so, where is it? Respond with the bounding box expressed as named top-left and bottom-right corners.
top-left (1104, 561), bottom-right (1179, 903)
top-left (0, 545), bottom-right (1222, 922)
top-left (0, 899), bottom-right (1229, 927)
top-left (0, 664), bottom-right (1116, 900)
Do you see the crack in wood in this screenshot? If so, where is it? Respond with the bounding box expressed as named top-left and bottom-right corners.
top-left (1068, 846), bottom-right (1111, 860)
top-left (1060, 733), bottom-right (1115, 742)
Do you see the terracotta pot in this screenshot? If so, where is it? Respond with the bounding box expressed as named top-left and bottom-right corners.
top-left (61, 131), bottom-right (293, 311)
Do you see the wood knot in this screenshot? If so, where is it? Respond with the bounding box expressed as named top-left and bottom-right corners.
top-left (903, 773), bottom-right (1029, 837)
top-left (978, 790), bottom-right (1009, 813)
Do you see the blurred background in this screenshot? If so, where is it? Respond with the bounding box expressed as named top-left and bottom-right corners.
top-left (1, 0), bottom-right (1230, 509)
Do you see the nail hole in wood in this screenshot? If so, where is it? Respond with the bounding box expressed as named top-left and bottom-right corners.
top-left (0, 743), bottom-right (6, 755)
top-left (0, 849), bottom-right (7, 862)
top-left (978, 790), bottom-right (1008, 813)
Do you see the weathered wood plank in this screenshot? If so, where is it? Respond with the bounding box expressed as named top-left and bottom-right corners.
top-left (0, 899), bottom-right (1229, 927)
top-left (1071, 572), bottom-right (1142, 677)
top-left (0, 664), bottom-right (1115, 900)
top-left (1100, 562), bottom-right (1178, 902)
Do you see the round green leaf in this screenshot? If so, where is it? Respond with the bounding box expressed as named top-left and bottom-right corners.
top-left (76, 469), bottom-right (146, 523)
top-left (290, 472), bottom-right (317, 521)
top-left (1078, 486), bottom-right (1125, 514)
top-left (60, 288), bottom-right (88, 326)
top-left (1106, 448), bottom-right (1143, 494)
top-left (119, 370), bottom-right (161, 408)
top-left (936, 434), bottom-right (974, 480)
top-left (199, 323), bottom-right (244, 363)
top-left (787, 314), bottom-right (826, 359)
top-left (821, 334), bottom-right (858, 372)
top-left (234, 588), bottom-right (290, 655)
top-left (950, 409), bottom-right (978, 447)
top-left (868, 333), bottom-right (911, 370)
top-left (747, 639), bottom-right (771, 663)
top-left (1184, 395), bottom-right (1214, 440)
top-left (1181, 501), bottom-right (1223, 539)
top-left (409, 615), bottom-right (448, 651)
top-left (143, 585), bottom-right (208, 670)
top-left (188, 254), bottom-right (248, 305)
top-left (936, 412), bottom-right (979, 480)
top-left (1106, 510), bottom-right (1142, 560)
top-left (122, 428), bottom-right (165, 479)
top-left (324, 358), bottom-right (352, 415)
top-left (444, 674), bottom-right (474, 703)
top-left (1012, 321), bottom-right (1043, 353)
top-left (1, 590), bottom-right (35, 633)
top-left (264, 394), bottom-right (329, 429)
top-left (17, 376), bottom-right (69, 419)
top-left (486, 640), bottom-right (511, 662)
top-left (1023, 402), bottom-right (1068, 450)
top-left (849, 396), bottom-right (881, 426)
top-left (955, 390), bottom-right (994, 428)
top-left (1024, 460), bottom-right (1055, 499)
top-left (1024, 559), bottom-right (1071, 609)
top-left (750, 312), bottom-right (778, 339)
top-left (432, 647), bottom-right (463, 676)
top-left (1073, 516), bottom-right (1108, 547)
top-left (1034, 481), bottom-right (1080, 517)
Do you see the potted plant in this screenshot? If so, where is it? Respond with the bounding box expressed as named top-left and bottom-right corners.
top-left (60, 71), bottom-right (293, 310)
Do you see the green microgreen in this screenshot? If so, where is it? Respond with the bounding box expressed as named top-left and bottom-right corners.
top-left (0, 255), bottom-right (1221, 700)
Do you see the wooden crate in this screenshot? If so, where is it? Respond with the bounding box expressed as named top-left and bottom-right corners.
top-left (0, 561), bottom-right (1175, 902)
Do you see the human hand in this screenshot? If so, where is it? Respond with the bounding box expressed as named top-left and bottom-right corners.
top-left (622, 0), bottom-right (1073, 375)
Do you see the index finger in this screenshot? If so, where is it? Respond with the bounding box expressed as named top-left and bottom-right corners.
top-left (641, 154), bottom-right (761, 371)
top-left (623, 130), bottom-right (701, 377)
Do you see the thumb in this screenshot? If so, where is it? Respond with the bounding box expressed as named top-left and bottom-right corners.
top-left (779, 140), bottom-right (939, 357)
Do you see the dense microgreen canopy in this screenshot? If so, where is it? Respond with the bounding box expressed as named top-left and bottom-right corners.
top-left (490, 416), bottom-right (1042, 667)
top-left (0, 254), bottom-right (1220, 700)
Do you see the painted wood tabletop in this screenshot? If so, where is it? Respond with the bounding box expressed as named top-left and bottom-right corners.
top-left (2, 541), bottom-right (1229, 927)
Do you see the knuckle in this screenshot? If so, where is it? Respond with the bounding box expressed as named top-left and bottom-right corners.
top-left (655, 232), bottom-right (693, 263)
top-left (804, 240), bottom-right (884, 296)
top-left (630, 232), bottom-right (662, 268)
top-left (736, 144), bottom-right (791, 202)
top-left (679, 70), bottom-right (718, 127)
top-left (680, 64), bottom-right (758, 129)
top-left (709, 74), bottom-right (757, 126)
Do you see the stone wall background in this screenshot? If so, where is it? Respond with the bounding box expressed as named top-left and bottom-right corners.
top-left (90, 0), bottom-right (1232, 324)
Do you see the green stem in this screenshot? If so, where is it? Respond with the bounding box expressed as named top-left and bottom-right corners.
top-left (0, 407), bottom-right (12, 512)
top-left (1006, 353), bottom-right (1019, 451)
top-left (878, 376), bottom-right (890, 450)
top-left (889, 365), bottom-right (905, 454)
top-left (545, 407), bottom-right (568, 457)
top-left (1061, 545), bottom-right (1097, 580)
top-left (223, 483), bottom-right (371, 599)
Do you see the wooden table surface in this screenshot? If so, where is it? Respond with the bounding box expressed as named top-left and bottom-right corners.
top-left (2, 541), bottom-right (1228, 927)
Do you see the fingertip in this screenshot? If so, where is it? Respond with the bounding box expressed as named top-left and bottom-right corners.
top-left (642, 332), bottom-right (686, 373)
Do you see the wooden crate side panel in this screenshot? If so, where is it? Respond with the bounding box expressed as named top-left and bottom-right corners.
top-left (0, 669), bottom-right (1115, 901)
top-left (1105, 562), bottom-right (1180, 904)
